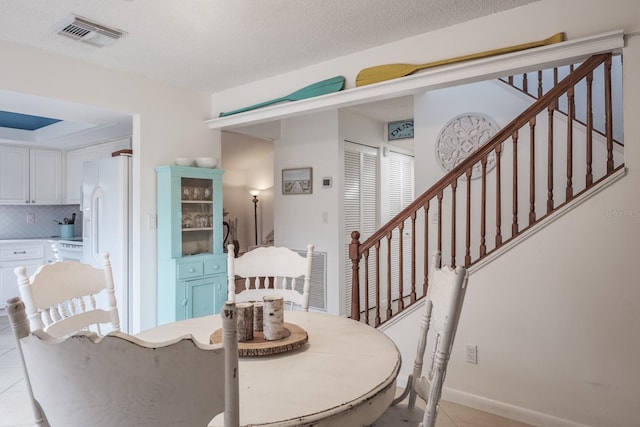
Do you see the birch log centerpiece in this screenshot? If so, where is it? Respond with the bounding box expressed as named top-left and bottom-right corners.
top-left (253, 302), bottom-right (264, 332)
top-left (210, 296), bottom-right (308, 356)
top-left (236, 303), bottom-right (254, 342)
top-left (263, 296), bottom-right (287, 341)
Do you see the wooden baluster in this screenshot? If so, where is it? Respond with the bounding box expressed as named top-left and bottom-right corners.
top-left (423, 204), bottom-right (429, 296)
top-left (375, 241), bottom-right (381, 326)
top-left (566, 85), bottom-right (575, 200)
top-left (508, 75), bottom-right (514, 85)
top-left (410, 212), bottom-right (417, 303)
top-left (512, 131), bottom-right (519, 235)
top-left (437, 191), bottom-right (443, 253)
top-left (398, 222), bottom-right (405, 311)
top-left (465, 168), bottom-right (472, 268)
top-left (529, 117), bottom-right (537, 225)
top-left (554, 67), bottom-right (559, 109)
top-left (349, 231), bottom-right (361, 321)
top-left (450, 180), bottom-right (457, 267)
top-left (495, 144), bottom-right (503, 247)
top-left (363, 249), bottom-right (370, 325)
top-left (522, 72), bottom-right (528, 93)
top-left (604, 54), bottom-right (614, 172)
top-left (538, 70), bottom-right (543, 98)
top-left (586, 70), bottom-right (594, 186)
top-left (386, 232), bottom-right (393, 320)
top-left (547, 104), bottom-right (555, 213)
top-left (480, 157), bottom-right (487, 257)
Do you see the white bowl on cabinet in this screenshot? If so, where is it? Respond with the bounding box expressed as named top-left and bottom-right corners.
top-left (175, 157), bottom-right (194, 166)
top-left (194, 157), bottom-right (219, 168)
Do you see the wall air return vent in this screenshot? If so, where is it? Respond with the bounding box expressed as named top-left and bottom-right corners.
top-left (56, 15), bottom-right (125, 47)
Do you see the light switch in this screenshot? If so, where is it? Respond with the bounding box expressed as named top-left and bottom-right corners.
top-left (147, 214), bottom-right (157, 229)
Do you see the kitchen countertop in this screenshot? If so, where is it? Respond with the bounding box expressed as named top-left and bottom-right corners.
top-left (0, 237), bottom-right (83, 244)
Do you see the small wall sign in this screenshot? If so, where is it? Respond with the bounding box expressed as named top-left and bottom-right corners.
top-left (387, 119), bottom-right (414, 141)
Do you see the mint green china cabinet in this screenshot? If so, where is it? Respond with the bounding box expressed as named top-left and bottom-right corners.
top-left (155, 165), bottom-right (227, 325)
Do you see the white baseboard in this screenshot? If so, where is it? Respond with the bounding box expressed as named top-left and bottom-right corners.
top-left (442, 387), bottom-right (591, 427)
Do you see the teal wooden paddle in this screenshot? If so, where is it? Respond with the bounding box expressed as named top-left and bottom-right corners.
top-left (219, 76), bottom-right (345, 117)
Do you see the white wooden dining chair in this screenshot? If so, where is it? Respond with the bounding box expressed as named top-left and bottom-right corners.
top-left (374, 250), bottom-right (469, 427)
top-left (7, 297), bottom-right (240, 427)
top-left (14, 252), bottom-right (120, 338)
top-left (227, 244), bottom-right (314, 310)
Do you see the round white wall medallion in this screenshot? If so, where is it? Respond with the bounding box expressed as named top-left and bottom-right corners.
top-left (435, 113), bottom-right (500, 180)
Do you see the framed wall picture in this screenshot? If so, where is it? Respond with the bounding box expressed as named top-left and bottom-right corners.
top-left (282, 167), bottom-right (313, 195)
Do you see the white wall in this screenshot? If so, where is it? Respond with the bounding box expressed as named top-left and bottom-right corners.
top-left (211, 0), bottom-right (640, 425)
top-left (0, 41), bottom-right (221, 333)
top-left (276, 110), bottom-right (342, 313)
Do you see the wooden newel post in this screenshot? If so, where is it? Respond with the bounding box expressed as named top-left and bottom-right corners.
top-left (349, 231), bottom-right (361, 321)
top-left (222, 301), bottom-right (239, 427)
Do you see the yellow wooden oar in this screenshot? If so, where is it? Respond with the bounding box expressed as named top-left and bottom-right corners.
top-left (356, 33), bottom-right (565, 87)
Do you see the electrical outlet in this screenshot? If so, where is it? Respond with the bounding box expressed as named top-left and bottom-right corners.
top-left (431, 211), bottom-right (439, 224)
top-left (26, 213), bottom-right (35, 224)
top-left (465, 344), bottom-right (477, 364)
top-left (147, 214), bottom-right (157, 229)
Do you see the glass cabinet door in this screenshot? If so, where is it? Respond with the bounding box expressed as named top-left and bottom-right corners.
top-left (180, 177), bottom-right (214, 256)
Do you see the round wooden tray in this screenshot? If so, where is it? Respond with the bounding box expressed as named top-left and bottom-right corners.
top-left (210, 322), bottom-right (308, 357)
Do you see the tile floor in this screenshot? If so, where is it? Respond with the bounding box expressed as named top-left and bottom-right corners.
top-left (0, 314), bottom-right (532, 427)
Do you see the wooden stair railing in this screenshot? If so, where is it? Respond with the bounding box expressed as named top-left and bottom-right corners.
top-left (349, 53), bottom-right (624, 326)
top-left (499, 54), bottom-right (623, 146)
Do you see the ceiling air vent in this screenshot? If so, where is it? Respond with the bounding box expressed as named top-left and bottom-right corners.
top-left (56, 15), bottom-right (125, 47)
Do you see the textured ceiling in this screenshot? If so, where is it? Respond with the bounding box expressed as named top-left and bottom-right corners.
top-left (0, 0), bottom-right (537, 94)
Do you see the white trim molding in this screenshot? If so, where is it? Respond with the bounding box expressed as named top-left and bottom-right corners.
top-left (205, 30), bottom-right (624, 131)
top-left (443, 387), bottom-right (592, 427)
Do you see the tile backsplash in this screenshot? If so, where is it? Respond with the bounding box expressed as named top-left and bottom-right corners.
top-left (0, 205), bottom-right (82, 239)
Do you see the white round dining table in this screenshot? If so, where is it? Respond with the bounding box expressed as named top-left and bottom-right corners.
top-left (137, 311), bottom-right (401, 426)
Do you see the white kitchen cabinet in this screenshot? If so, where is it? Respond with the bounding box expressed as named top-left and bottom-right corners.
top-left (0, 242), bottom-right (45, 309)
top-left (0, 146), bottom-right (30, 204)
top-left (65, 138), bottom-right (130, 204)
top-left (0, 146), bottom-right (61, 205)
top-left (30, 149), bottom-right (62, 204)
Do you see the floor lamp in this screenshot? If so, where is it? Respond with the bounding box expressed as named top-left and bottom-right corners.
top-left (250, 190), bottom-right (259, 245)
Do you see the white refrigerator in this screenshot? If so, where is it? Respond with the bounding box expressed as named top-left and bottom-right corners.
top-left (81, 155), bottom-right (132, 333)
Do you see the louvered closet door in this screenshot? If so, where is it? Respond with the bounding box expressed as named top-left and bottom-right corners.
top-left (344, 143), bottom-right (378, 317)
top-left (387, 152), bottom-right (415, 303)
